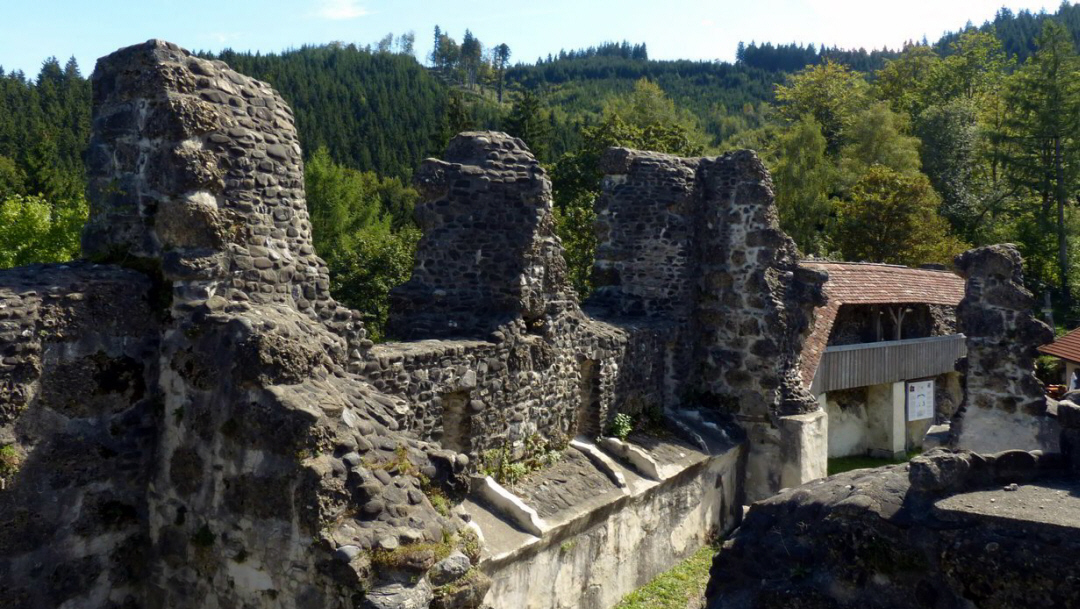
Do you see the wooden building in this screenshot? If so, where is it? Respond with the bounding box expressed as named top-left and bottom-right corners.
top-left (1038, 328), bottom-right (1080, 390)
top-left (800, 262), bottom-right (966, 459)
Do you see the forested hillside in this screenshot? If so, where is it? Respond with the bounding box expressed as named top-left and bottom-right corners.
top-left (211, 45), bottom-right (448, 180)
top-left (7, 3), bottom-right (1080, 334)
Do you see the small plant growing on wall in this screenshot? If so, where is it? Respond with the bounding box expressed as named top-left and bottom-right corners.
top-left (609, 413), bottom-right (634, 441)
top-left (479, 433), bottom-right (568, 487)
top-left (0, 444), bottom-right (21, 489)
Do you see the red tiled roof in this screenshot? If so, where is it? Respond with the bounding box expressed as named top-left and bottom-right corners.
top-left (799, 262), bottom-right (966, 389)
top-left (1039, 327), bottom-right (1080, 363)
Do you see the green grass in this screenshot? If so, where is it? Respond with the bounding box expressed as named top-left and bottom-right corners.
top-left (614, 543), bottom-right (716, 609)
top-left (827, 450), bottom-right (922, 476)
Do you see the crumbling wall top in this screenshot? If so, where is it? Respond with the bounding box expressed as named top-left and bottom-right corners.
top-left (953, 243), bottom-right (1058, 452)
top-left (389, 131), bottom-right (571, 340)
top-left (83, 39), bottom-right (366, 352)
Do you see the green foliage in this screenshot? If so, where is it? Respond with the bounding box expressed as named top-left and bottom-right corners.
top-left (371, 540), bottom-right (453, 572)
top-left (608, 413), bottom-right (634, 441)
top-left (999, 21), bottom-right (1080, 302)
top-left (305, 147), bottom-right (385, 258)
top-left (479, 434), bottom-right (567, 487)
top-left (614, 542), bottom-right (718, 609)
top-left (303, 148), bottom-right (420, 340)
top-left (550, 82), bottom-right (707, 298)
top-left (772, 116), bottom-right (834, 256)
top-left (331, 226), bottom-right (420, 342)
top-left (833, 166), bottom-right (967, 266)
top-left (913, 99), bottom-right (982, 241)
top-left (0, 156), bottom-right (26, 199)
top-left (874, 44), bottom-right (943, 118)
top-left (775, 61), bottom-right (869, 155)
top-left (0, 193), bottom-right (86, 268)
top-left (458, 527), bottom-right (482, 564)
top-left (838, 102), bottom-right (922, 183)
top-left (209, 45), bottom-right (446, 180)
top-left (503, 90), bottom-right (551, 160)
top-left (602, 79), bottom-right (708, 151)
top-left (0, 444), bottom-right (21, 482)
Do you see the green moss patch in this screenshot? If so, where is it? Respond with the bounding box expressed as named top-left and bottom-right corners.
top-left (615, 543), bottom-right (716, 609)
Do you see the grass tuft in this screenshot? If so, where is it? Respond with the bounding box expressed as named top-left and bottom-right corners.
top-left (827, 450), bottom-right (922, 476)
top-left (614, 543), bottom-right (717, 609)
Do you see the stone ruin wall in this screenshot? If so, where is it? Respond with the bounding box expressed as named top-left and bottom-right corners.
top-left (369, 133), bottom-right (670, 460)
top-left (1, 39), bottom-right (830, 609)
top-left (592, 148), bottom-right (827, 499)
top-left (952, 244), bottom-right (1060, 453)
top-left (0, 264), bottom-right (161, 609)
top-left (3, 41), bottom-right (474, 609)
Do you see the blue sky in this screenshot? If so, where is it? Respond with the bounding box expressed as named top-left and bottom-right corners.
top-left (0, 0), bottom-right (1063, 76)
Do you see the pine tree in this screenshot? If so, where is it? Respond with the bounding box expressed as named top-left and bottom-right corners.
top-left (504, 90), bottom-right (551, 159)
top-left (494, 44), bottom-right (511, 103)
top-left (1001, 21), bottom-right (1080, 303)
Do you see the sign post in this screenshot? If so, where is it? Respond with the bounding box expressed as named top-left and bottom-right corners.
top-left (906, 380), bottom-right (935, 422)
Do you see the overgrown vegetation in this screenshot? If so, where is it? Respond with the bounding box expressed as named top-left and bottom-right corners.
top-left (0, 444), bottom-right (21, 486)
top-left (614, 541), bottom-right (719, 609)
top-left (479, 433), bottom-right (568, 487)
top-left (608, 413), bottom-right (634, 441)
top-left (370, 539), bottom-right (454, 572)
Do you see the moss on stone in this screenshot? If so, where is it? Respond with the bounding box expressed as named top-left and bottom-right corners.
top-left (0, 444), bottom-right (21, 482)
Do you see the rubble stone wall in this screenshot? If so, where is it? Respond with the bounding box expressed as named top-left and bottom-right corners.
top-left (361, 321), bottom-right (668, 457)
top-left (706, 448), bottom-right (1080, 609)
top-left (593, 148), bottom-right (827, 499)
top-left (378, 133), bottom-right (669, 459)
top-left (3, 41), bottom-right (477, 609)
top-left (0, 264), bottom-right (161, 609)
top-left (953, 244), bottom-right (1059, 453)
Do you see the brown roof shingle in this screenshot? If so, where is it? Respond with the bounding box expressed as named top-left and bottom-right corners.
top-left (1039, 327), bottom-right (1080, 363)
top-left (798, 262), bottom-right (966, 389)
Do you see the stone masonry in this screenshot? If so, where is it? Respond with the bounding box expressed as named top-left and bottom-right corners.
top-left (2, 41), bottom-right (478, 609)
top-left (952, 244), bottom-right (1059, 453)
top-left (2, 40), bottom-right (832, 608)
top-left (593, 148), bottom-right (828, 499)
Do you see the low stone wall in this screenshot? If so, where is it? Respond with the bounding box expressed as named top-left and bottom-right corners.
top-left (361, 321), bottom-right (669, 461)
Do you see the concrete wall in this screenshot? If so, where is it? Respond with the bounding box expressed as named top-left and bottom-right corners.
top-left (823, 389), bottom-right (869, 458)
top-left (481, 443), bottom-right (744, 609)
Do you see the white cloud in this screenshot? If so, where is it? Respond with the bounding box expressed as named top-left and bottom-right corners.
top-left (314, 0), bottom-right (369, 20)
top-left (208, 32), bottom-right (243, 45)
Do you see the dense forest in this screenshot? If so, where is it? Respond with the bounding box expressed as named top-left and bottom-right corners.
top-left (6, 3), bottom-right (1080, 335)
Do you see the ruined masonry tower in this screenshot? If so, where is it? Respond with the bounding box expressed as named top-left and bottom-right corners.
top-left (0, 40), bottom-right (830, 609)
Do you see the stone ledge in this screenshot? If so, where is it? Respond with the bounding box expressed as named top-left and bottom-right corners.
top-left (570, 438), bottom-right (629, 489)
top-left (471, 475), bottom-right (547, 537)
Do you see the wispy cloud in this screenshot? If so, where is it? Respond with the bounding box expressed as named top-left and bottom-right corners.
top-left (208, 32), bottom-right (244, 45)
top-left (314, 0), bottom-right (369, 20)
